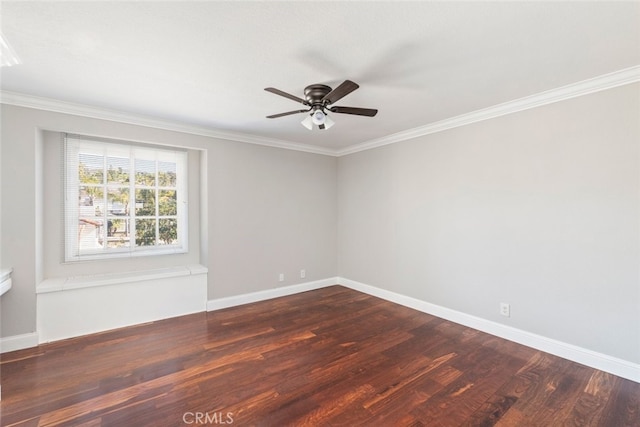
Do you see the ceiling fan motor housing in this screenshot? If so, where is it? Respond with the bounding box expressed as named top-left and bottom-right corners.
top-left (304, 84), bottom-right (332, 108)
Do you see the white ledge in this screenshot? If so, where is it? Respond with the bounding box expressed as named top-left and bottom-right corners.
top-left (37, 264), bottom-right (207, 294)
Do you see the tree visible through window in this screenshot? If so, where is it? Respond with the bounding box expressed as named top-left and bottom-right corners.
top-left (65, 135), bottom-right (187, 261)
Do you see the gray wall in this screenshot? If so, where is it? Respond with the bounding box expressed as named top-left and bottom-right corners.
top-left (0, 105), bottom-right (337, 337)
top-left (338, 83), bottom-right (640, 364)
top-left (208, 141), bottom-right (337, 298)
top-left (2, 82), bottom-right (638, 366)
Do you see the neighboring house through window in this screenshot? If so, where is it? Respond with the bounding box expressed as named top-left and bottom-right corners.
top-left (65, 134), bottom-right (188, 261)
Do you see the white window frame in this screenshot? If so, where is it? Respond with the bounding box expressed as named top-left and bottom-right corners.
top-left (64, 134), bottom-right (188, 262)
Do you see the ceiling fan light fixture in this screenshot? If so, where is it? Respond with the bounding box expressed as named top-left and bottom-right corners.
top-left (301, 114), bottom-right (313, 130)
top-left (321, 114), bottom-right (335, 130)
top-left (311, 109), bottom-right (326, 125)
top-left (301, 111), bottom-right (335, 131)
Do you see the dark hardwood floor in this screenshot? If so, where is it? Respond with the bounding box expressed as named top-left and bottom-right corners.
top-left (1, 285), bottom-right (638, 426)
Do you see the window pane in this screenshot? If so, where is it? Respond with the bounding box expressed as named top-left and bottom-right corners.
top-left (79, 186), bottom-right (104, 216)
top-left (158, 161), bottom-right (177, 187)
top-left (79, 153), bottom-right (104, 184)
top-left (135, 159), bottom-right (156, 186)
top-left (136, 219), bottom-right (156, 246)
top-left (107, 187), bottom-right (130, 216)
top-left (78, 217), bottom-right (105, 251)
top-left (106, 218), bottom-right (131, 248)
top-left (159, 218), bottom-right (178, 245)
top-left (135, 189), bottom-right (156, 216)
top-left (107, 156), bottom-right (129, 184)
top-left (158, 190), bottom-right (177, 216)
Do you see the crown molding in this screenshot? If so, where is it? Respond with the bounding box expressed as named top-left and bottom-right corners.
top-left (2, 65), bottom-right (638, 158)
top-left (0, 91), bottom-right (337, 156)
top-left (336, 65), bottom-right (640, 156)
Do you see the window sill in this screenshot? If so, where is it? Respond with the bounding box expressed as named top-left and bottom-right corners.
top-left (37, 264), bottom-right (207, 294)
top-left (64, 246), bottom-right (188, 263)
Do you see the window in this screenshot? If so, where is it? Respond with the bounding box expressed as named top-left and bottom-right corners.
top-left (65, 134), bottom-right (187, 261)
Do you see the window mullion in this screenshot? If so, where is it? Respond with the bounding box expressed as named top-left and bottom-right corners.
top-left (102, 151), bottom-right (108, 253)
top-left (130, 151), bottom-right (136, 252)
top-left (155, 159), bottom-right (160, 246)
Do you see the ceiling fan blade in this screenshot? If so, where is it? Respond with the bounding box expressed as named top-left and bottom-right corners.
top-left (329, 106), bottom-right (378, 117)
top-left (266, 109), bottom-right (310, 119)
top-left (322, 80), bottom-right (359, 104)
top-left (264, 87), bottom-right (309, 105)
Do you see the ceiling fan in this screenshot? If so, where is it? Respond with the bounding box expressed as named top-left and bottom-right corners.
top-left (265, 80), bottom-right (378, 130)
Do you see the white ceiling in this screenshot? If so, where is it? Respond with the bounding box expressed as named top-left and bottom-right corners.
top-left (1, 1), bottom-right (639, 154)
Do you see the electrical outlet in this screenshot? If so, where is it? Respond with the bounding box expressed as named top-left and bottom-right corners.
top-left (300, 269), bottom-right (306, 279)
top-left (279, 273), bottom-right (284, 282)
top-left (500, 303), bottom-right (510, 317)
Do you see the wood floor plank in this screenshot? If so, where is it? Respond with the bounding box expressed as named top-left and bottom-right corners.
top-left (599, 374), bottom-right (640, 427)
top-left (1, 285), bottom-right (638, 426)
top-left (567, 370), bottom-right (617, 426)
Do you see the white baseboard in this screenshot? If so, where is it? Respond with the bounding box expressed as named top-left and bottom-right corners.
top-left (5, 275), bottom-right (638, 383)
top-left (206, 277), bottom-right (338, 311)
top-left (0, 332), bottom-right (39, 353)
top-left (338, 277), bottom-right (640, 384)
